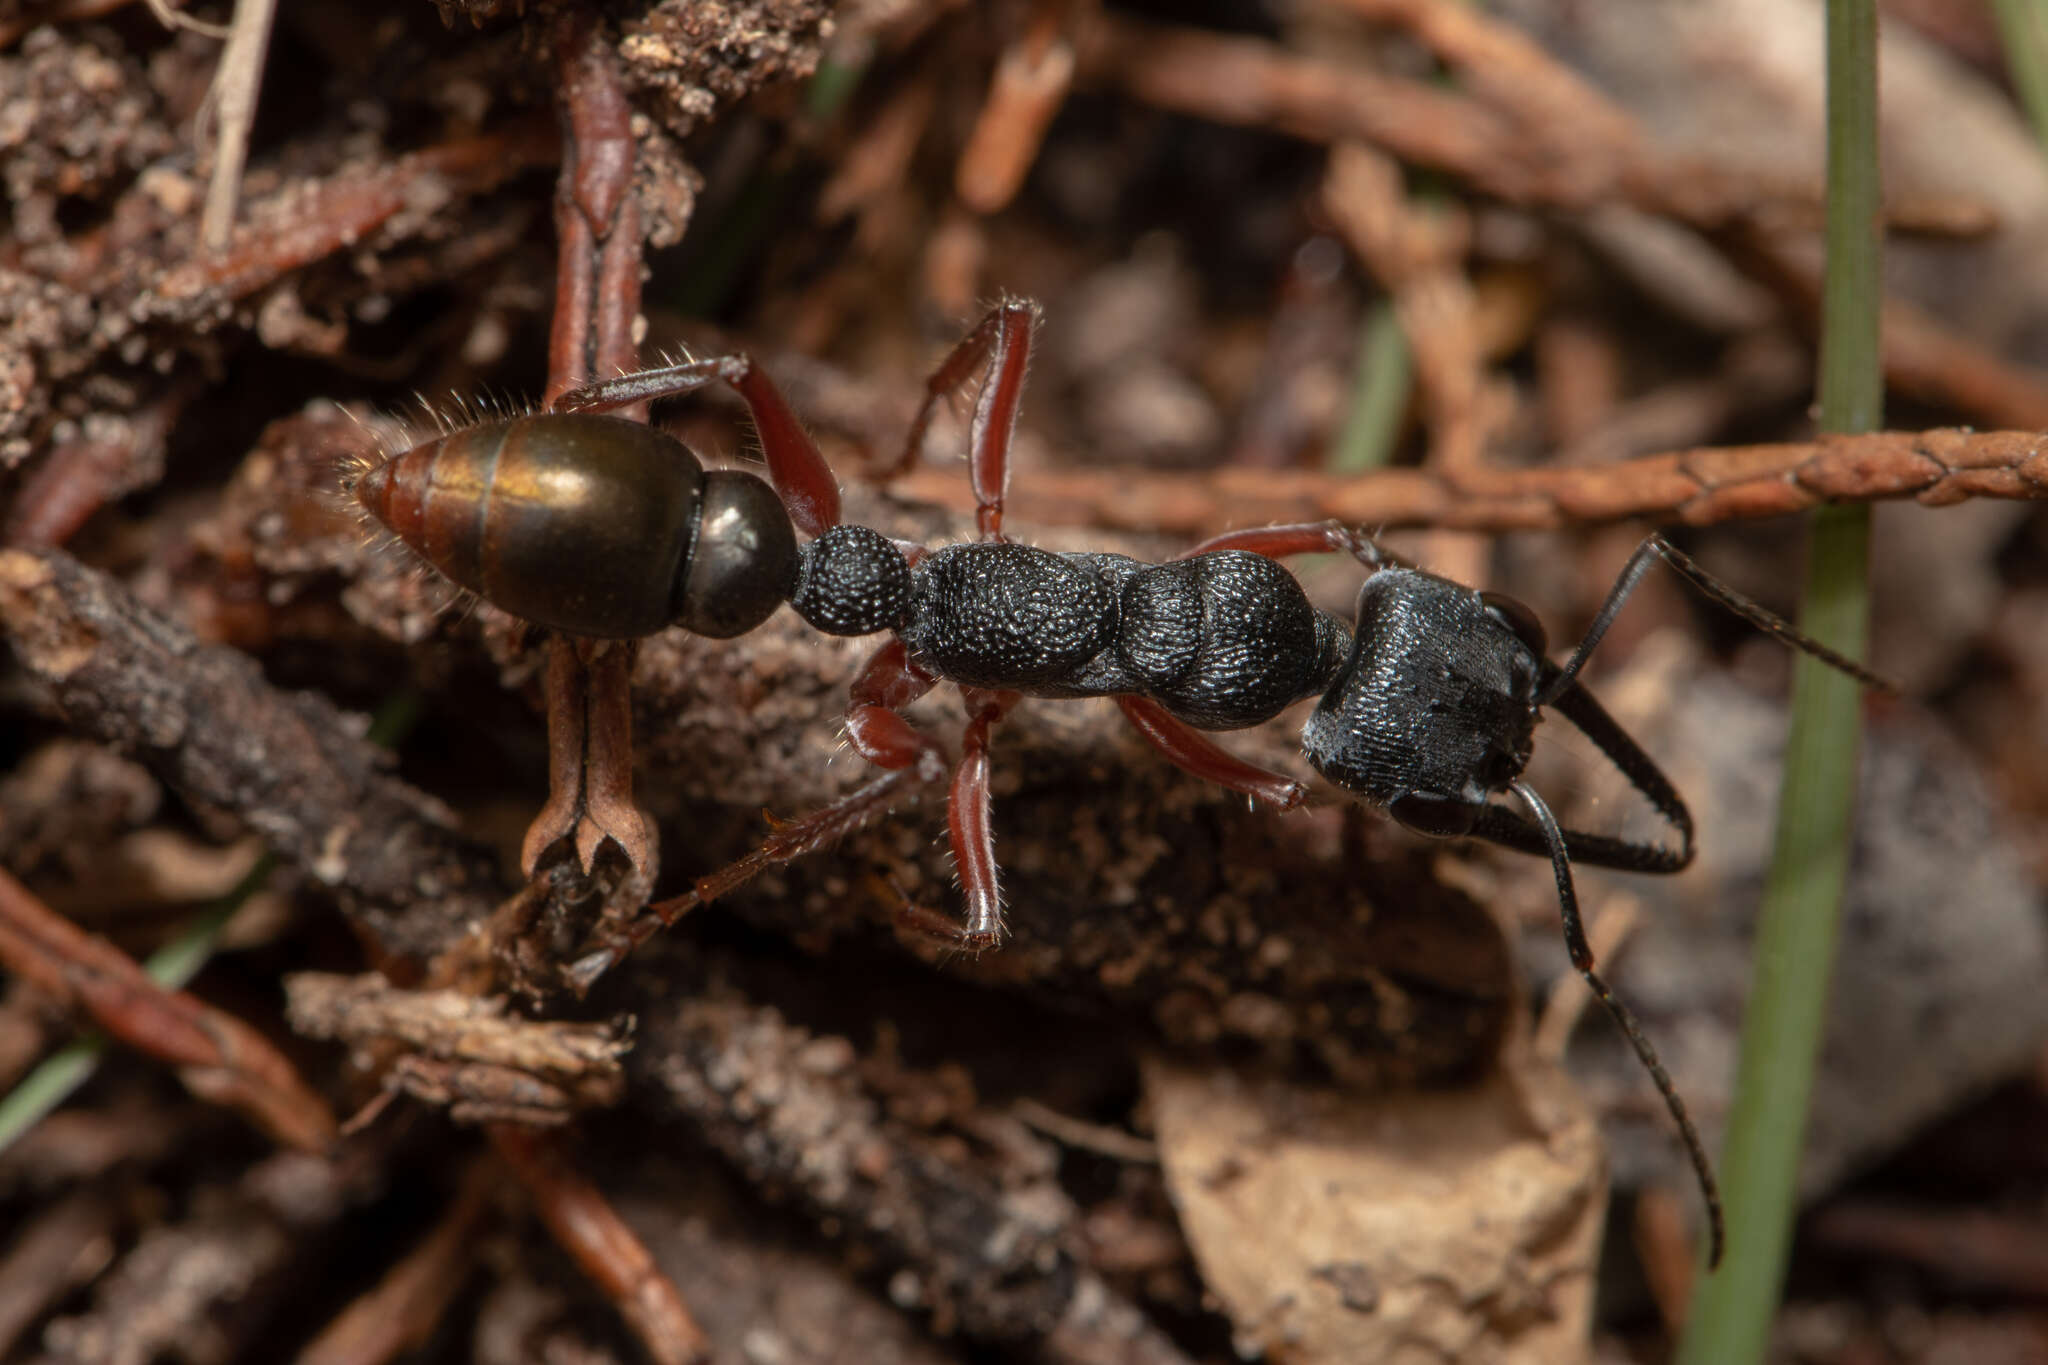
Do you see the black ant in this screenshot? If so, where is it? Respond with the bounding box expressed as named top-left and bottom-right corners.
top-left (352, 299), bottom-right (1892, 1268)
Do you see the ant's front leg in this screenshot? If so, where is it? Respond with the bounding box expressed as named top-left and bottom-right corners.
top-left (886, 300), bottom-right (1040, 543)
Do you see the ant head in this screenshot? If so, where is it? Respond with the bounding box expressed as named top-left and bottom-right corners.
top-left (1300, 568), bottom-right (1549, 834)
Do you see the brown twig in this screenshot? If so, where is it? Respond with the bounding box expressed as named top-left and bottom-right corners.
top-left (293, 1160), bottom-right (496, 1365)
top-left (153, 123), bottom-right (556, 309)
top-left (521, 10), bottom-right (657, 879)
top-left (1322, 142), bottom-right (1490, 470)
top-left (954, 1), bottom-right (1077, 214)
top-left (1076, 9), bottom-right (2048, 432)
top-left (0, 864), bottom-right (337, 1151)
top-left (634, 967), bottom-right (1198, 1365)
top-left (891, 427), bottom-right (2048, 537)
top-left (2, 390), bottom-right (185, 550)
top-left (196, 0), bottom-right (277, 253)
top-left (0, 549), bottom-right (502, 965)
top-left (286, 972), bottom-right (630, 1125)
top-left (489, 1126), bottom-right (712, 1365)
top-left (0, 1190), bottom-right (120, 1358)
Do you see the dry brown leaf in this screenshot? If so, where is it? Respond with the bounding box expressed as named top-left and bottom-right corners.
top-left (1145, 1055), bottom-right (1603, 1365)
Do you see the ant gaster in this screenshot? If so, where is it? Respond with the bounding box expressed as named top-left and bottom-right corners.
top-left (353, 300), bottom-right (1892, 1269)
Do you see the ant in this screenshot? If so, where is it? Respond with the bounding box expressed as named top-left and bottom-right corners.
top-left (352, 299), bottom-right (1891, 1269)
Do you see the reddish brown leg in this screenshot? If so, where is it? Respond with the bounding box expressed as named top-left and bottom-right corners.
top-left (1116, 696), bottom-right (1308, 809)
top-left (554, 355), bottom-right (843, 537)
top-left (565, 641), bottom-right (949, 991)
top-left (1175, 520), bottom-right (1393, 568)
top-left (946, 687), bottom-right (1020, 944)
top-left (886, 300), bottom-right (1040, 541)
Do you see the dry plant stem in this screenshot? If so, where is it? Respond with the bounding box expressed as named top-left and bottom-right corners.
top-left (1078, 10), bottom-right (2048, 432)
top-left (547, 8), bottom-right (645, 409)
top-left (142, 0), bottom-right (230, 37)
top-left (0, 1190), bottom-right (119, 1357)
top-left (0, 549), bottom-right (502, 965)
top-left (0, 0), bottom-right (132, 47)
top-left (583, 765), bottom-right (931, 988)
top-left (892, 427), bottom-right (2048, 536)
top-left (953, 3), bottom-right (1076, 214)
top-left (10, 122), bottom-right (554, 450)
top-left (1321, 141), bottom-right (1493, 473)
top-left (488, 1126), bottom-right (712, 1365)
top-left (524, 637), bottom-right (650, 876)
top-left (197, 0), bottom-right (277, 253)
top-left (293, 1161), bottom-right (496, 1365)
top-left (2, 392), bottom-right (183, 549)
top-left (638, 984), bottom-right (1197, 1365)
top-left (0, 865), bottom-right (336, 1151)
top-left (153, 124), bottom-right (556, 310)
top-left (285, 972), bottom-right (629, 1116)
top-left (525, 10), bottom-right (656, 877)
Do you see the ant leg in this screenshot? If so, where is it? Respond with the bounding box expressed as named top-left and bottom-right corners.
top-left (1508, 779), bottom-right (1725, 1270)
top-left (554, 355), bottom-right (842, 537)
top-left (564, 641), bottom-right (946, 992)
top-left (945, 688), bottom-right (1020, 945)
top-left (1542, 533), bottom-right (1893, 704)
top-left (848, 646), bottom-right (1018, 946)
top-left (1116, 697), bottom-right (1307, 809)
top-left (1175, 521), bottom-right (1408, 572)
top-left (886, 300), bottom-right (1040, 542)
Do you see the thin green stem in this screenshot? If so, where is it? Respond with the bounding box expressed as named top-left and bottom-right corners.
top-left (0, 855), bottom-right (274, 1153)
top-left (0, 692), bottom-right (424, 1155)
top-left (1330, 299), bottom-right (1412, 473)
top-left (1991, 0), bottom-right (2048, 148)
top-left (1677, 2), bottom-right (1879, 1360)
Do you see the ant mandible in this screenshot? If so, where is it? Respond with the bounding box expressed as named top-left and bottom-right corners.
top-left (353, 299), bottom-right (1893, 1269)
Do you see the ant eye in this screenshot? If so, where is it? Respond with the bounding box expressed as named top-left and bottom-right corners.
top-left (1481, 591), bottom-right (1548, 658)
top-left (1389, 791), bottom-right (1482, 838)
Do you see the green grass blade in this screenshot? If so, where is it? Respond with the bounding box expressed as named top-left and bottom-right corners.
top-left (1677, 1), bottom-right (1880, 1358)
top-left (0, 691), bottom-right (423, 1155)
top-left (1330, 299), bottom-right (1411, 473)
top-left (0, 854), bottom-right (274, 1153)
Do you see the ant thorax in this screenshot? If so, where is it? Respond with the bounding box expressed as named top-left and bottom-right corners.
top-left (1301, 567), bottom-right (1542, 818)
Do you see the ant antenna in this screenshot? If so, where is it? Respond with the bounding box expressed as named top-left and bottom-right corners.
top-left (1541, 533), bottom-right (1894, 706)
top-left (1509, 778), bottom-right (1726, 1269)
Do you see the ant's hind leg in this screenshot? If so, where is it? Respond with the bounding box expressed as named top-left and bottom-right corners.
top-left (1116, 697), bottom-right (1308, 809)
top-left (553, 354), bottom-right (842, 537)
top-left (887, 300), bottom-right (1040, 542)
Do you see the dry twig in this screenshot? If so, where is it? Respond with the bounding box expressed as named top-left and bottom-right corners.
top-left (893, 427), bottom-right (2048, 537)
top-left (0, 864), bottom-right (335, 1151)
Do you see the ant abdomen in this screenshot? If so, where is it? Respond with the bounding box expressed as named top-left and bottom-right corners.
top-left (354, 412), bottom-right (797, 640)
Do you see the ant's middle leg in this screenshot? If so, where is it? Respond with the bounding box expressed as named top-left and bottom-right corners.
top-left (886, 299), bottom-right (1040, 542)
top-left (553, 355), bottom-right (842, 538)
top-left (845, 647), bottom-right (1021, 947)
